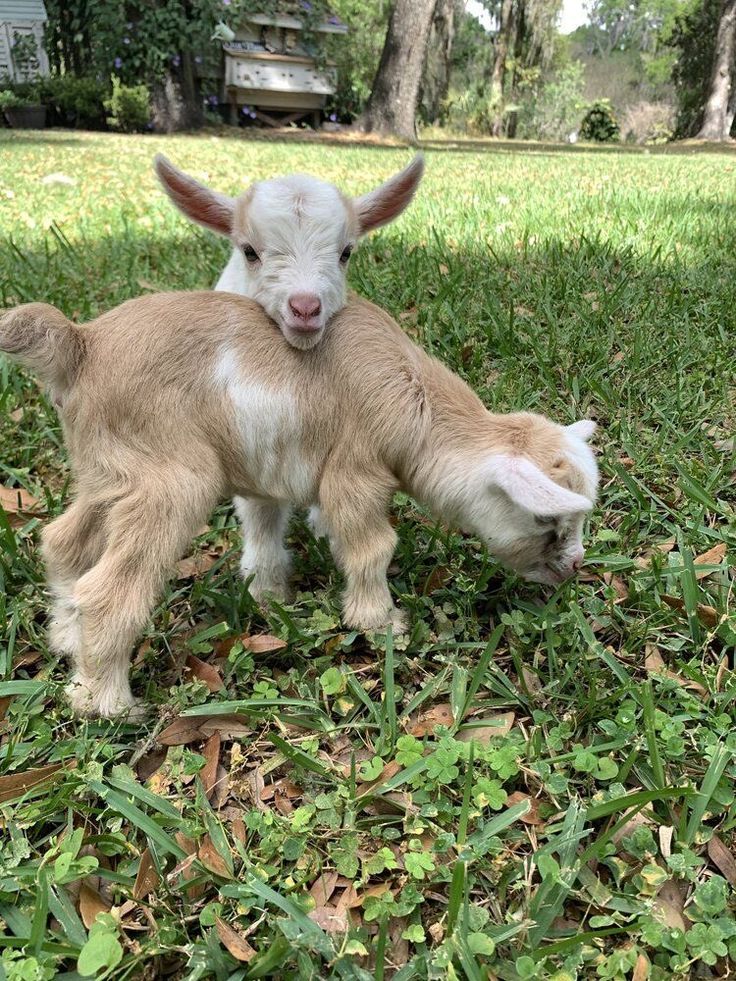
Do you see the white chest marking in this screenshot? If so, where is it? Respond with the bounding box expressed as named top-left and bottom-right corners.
top-left (215, 348), bottom-right (314, 502)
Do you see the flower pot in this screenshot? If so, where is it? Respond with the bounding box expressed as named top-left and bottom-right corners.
top-left (4, 105), bottom-right (46, 129)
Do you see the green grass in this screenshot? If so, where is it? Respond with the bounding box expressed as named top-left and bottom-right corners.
top-left (0, 128), bottom-right (735, 980)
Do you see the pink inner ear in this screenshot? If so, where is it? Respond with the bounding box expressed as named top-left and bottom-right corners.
top-left (356, 155), bottom-right (424, 234)
top-left (156, 157), bottom-right (233, 236)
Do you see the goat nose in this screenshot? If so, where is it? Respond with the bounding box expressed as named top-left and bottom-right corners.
top-left (571, 550), bottom-right (584, 573)
top-left (288, 292), bottom-right (321, 321)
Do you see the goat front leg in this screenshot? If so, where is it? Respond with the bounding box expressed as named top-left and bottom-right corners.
top-left (234, 496), bottom-right (293, 603)
top-left (319, 466), bottom-right (406, 633)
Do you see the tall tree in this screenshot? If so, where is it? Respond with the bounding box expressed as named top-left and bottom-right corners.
top-left (359, 0), bottom-right (437, 140)
top-left (490, 0), bottom-right (515, 135)
top-left (421, 0), bottom-right (459, 123)
top-left (696, 0), bottom-right (736, 138)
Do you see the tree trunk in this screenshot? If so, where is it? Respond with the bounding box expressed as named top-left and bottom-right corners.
top-left (151, 53), bottom-right (203, 133)
top-left (420, 0), bottom-right (457, 124)
top-left (696, 0), bottom-right (736, 140)
top-left (490, 0), bottom-right (515, 137)
top-left (359, 0), bottom-right (437, 142)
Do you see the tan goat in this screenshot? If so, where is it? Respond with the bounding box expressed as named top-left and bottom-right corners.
top-left (0, 293), bottom-right (598, 718)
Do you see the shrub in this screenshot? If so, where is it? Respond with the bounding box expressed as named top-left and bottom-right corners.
top-left (39, 75), bottom-right (108, 128)
top-left (0, 90), bottom-right (23, 110)
top-left (104, 76), bottom-right (150, 132)
top-left (515, 62), bottom-right (586, 142)
top-left (580, 100), bottom-right (620, 143)
top-left (621, 101), bottom-right (675, 145)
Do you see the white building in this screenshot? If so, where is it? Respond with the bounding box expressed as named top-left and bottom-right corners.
top-left (0, 0), bottom-right (49, 81)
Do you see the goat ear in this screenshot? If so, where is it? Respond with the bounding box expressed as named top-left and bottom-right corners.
top-left (486, 454), bottom-right (593, 517)
top-left (154, 154), bottom-right (234, 236)
top-left (354, 154), bottom-right (424, 234)
top-left (567, 420), bottom-right (597, 442)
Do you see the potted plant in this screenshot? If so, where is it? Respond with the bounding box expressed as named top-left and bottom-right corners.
top-left (0, 89), bottom-right (46, 128)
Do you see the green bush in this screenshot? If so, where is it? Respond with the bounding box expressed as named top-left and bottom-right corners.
top-left (579, 99), bottom-right (620, 142)
top-left (515, 62), bottom-right (586, 142)
top-left (104, 75), bottom-right (150, 133)
top-left (0, 90), bottom-right (23, 110)
top-left (39, 75), bottom-right (108, 128)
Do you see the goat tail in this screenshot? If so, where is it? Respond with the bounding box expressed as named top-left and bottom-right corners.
top-left (0, 303), bottom-right (83, 392)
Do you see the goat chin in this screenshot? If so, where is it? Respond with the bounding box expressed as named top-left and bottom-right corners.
top-left (2, 290), bottom-right (597, 717)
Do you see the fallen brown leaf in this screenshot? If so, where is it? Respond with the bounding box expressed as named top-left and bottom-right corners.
top-left (633, 953), bottom-right (649, 981)
top-left (356, 760), bottom-right (401, 797)
top-left (201, 732), bottom-right (222, 800)
top-left (506, 792), bottom-right (544, 825)
top-left (185, 654), bottom-right (224, 693)
top-left (79, 880), bottom-right (110, 928)
top-left (309, 905), bottom-right (349, 933)
top-left (309, 871), bottom-right (338, 906)
top-left (0, 696), bottom-right (11, 724)
top-left (634, 538), bottom-right (676, 569)
top-left (693, 542), bottom-right (727, 579)
top-left (603, 572), bottom-right (629, 602)
top-left (0, 761), bottom-right (70, 804)
top-left (457, 712), bottom-right (515, 744)
top-left (644, 645), bottom-right (707, 697)
top-left (215, 918), bottom-right (256, 962)
top-left (0, 485), bottom-right (38, 513)
top-left (241, 633), bottom-right (287, 654)
top-left (158, 713), bottom-right (251, 746)
top-left (198, 836), bottom-right (232, 879)
top-left (422, 565), bottom-right (451, 594)
top-left (231, 816), bottom-right (246, 846)
top-left (521, 665), bottom-right (543, 693)
top-left (176, 551), bottom-right (218, 580)
top-left (172, 833), bottom-right (203, 899)
top-left (653, 878), bottom-right (690, 932)
top-left (661, 594), bottom-right (719, 629)
top-left (409, 702), bottom-right (453, 736)
top-left (348, 882), bottom-right (392, 908)
top-left (707, 834), bottom-right (736, 887)
top-left (9, 408), bottom-right (24, 423)
top-left (136, 744), bottom-right (168, 783)
top-left (133, 848), bottom-right (159, 901)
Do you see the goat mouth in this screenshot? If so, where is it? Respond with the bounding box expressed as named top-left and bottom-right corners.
top-left (285, 320), bottom-right (322, 334)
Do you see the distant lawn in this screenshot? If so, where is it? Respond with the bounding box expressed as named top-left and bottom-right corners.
top-left (0, 128), bottom-right (734, 980)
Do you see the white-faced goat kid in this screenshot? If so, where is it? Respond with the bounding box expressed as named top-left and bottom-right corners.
top-left (0, 294), bottom-right (598, 719)
top-left (155, 153), bottom-right (425, 590)
top-left (154, 153), bottom-right (424, 350)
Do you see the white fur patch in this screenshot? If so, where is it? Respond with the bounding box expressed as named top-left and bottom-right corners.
top-left (215, 348), bottom-right (315, 503)
top-left (215, 249), bottom-right (249, 294)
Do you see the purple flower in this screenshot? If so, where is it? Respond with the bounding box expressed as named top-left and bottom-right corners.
top-left (172, 54), bottom-right (180, 67)
top-left (194, 55), bottom-right (202, 64)
top-left (208, 95), bottom-right (219, 106)
top-left (222, 0), bottom-right (231, 5)
top-left (123, 36), bottom-right (130, 44)
top-left (114, 56), bottom-right (122, 69)
top-left (329, 113), bottom-right (337, 122)
top-left (301, 0), bottom-right (312, 8)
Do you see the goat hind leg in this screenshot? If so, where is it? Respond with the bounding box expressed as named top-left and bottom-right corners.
top-left (41, 496), bottom-right (108, 659)
top-left (68, 483), bottom-right (213, 718)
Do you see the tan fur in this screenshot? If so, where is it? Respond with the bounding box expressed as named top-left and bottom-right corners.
top-left (0, 293), bottom-right (596, 717)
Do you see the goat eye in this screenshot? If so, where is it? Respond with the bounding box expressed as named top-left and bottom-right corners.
top-left (242, 245), bottom-right (259, 263)
top-left (339, 245), bottom-right (353, 264)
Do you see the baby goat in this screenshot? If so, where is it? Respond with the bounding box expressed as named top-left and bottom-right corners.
top-left (0, 294), bottom-right (598, 718)
top-left (154, 154), bottom-right (424, 350)
top-left (155, 153), bottom-right (425, 593)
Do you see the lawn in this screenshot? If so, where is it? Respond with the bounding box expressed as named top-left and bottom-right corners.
top-left (0, 128), bottom-right (735, 980)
